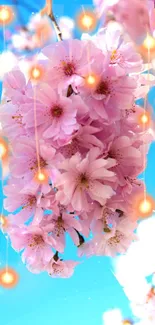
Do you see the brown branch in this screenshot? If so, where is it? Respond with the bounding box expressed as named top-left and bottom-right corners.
top-left (41, 0), bottom-right (62, 41)
top-left (49, 12), bottom-right (62, 41)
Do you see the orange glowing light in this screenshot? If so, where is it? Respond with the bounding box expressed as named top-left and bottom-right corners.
top-left (0, 216), bottom-right (8, 230)
top-left (0, 138), bottom-right (8, 160)
top-left (0, 268), bottom-right (19, 289)
top-left (134, 195), bottom-right (155, 218)
top-left (138, 112), bottom-right (151, 127)
top-left (85, 73), bottom-right (99, 88)
top-left (143, 34), bottom-right (155, 50)
top-left (77, 10), bottom-right (97, 32)
top-left (29, 65), bottom-right (44, 82)
top-left (35, 170), bottom-right (48, 184)
top-left (122, 321), bottom-right (132, 325)
top-left (0, 6), bottom-right (13, 24)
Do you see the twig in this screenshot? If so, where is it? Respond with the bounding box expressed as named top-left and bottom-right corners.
top-left (49, 12), bottom-right (62, 41)
top-left (41, 0), bottom-right (62, 41)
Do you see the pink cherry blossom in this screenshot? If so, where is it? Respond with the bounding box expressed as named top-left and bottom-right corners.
top-left (9, 137), bottom-right (57, 182)
top-left (3, 178), bottom-right (40, 225)
top-left (23, 84), bottom-right (79, 141)
top-left (0, 102), bottom-right (27, 141)
top-left (1, 14), bottom-right (153, 279)
top-left (94, 27), bottom-right (143, 75)
top-left (94, 0), bottom-right (150, 43)
top-left (42, 39), bottom-right (101, 91)
top-left (47, 256), bottom-right (78, 278)
top-left (3, 69), bottom-right (32, 104)
top-left (79, 58), bottom-right (137, 122)
top-left (56, 148), bottom-right (116, 211)
top-left (8, 225), bottom-right (55, 271)
top-left (40, 211), bottom-right (83, 252)
top-left (81, 217), bottom-right (137, 257)
top-left (91, 205), bottom-right (119, 234)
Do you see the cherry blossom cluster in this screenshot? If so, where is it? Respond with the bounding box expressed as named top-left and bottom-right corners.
top-left (94, 0), bottom-right (155, 43)
top-left (0, 25), bottom-right (153, 278)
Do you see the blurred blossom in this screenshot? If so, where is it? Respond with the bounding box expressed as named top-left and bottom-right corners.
top-left (58, 16), bottom-right (75, 39)
top-left (28, 13), bottom-right (53, 45)
top-left (12, 31), bottom-right (35, 51)
top-left (0, 51), bottom-right (17, 80)
top-left (102, 309), bottom-right (122, 325)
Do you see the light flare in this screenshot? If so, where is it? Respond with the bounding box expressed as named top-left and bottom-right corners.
top-left (0, 268), bottom-right (19, 288)
top-left (138, 112), bottom-right (151, 127)
top-left (35, 170), bottom-right (48, 184)
top-left (77, 10), bottom-right (97, 32)
top-left (0, 216), bottom-right (8, 230)
top-left (134, 195), bottom-right (155, 218)
top-left (29, 65), bottom-right (44, 82)
top-left (85, 73), bottom-right (99, 88)
top-left (0, 6), bottom-right (13, 24)
top-left (0, 138), bottom-right (8, 160)
top-left (143, 34), bottom-right (155, 50)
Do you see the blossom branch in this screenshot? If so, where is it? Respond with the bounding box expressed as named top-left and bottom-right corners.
top-left (41, 0), bottom-right (62, 41)
top-left (49, 11), bottom-right (62, 41)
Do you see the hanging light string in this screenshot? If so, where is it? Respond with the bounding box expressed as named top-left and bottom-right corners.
top-left (142, 33), bottom-right (151, 202)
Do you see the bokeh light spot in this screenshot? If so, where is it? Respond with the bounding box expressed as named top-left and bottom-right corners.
top-left (35, 170), bottom-right (48, 184)
top-left (0, 6), bottom-right (13, 24)
top-left (0, 138), bottom-right (8, 160)
top-left (29, 65), bottom-right (44, 82)
top-left (135, 195), bottom-right (155, 218)
top-left (0, 268), bottom-right (19, 289)
top-left (143, 34), bottom-right (155, 50)
top-left (77, 10), bottom-right (97, 32)
top-left (138, 112), bottom-right (151, 127)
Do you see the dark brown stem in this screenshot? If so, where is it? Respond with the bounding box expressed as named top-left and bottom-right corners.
top-left (53, 251), bottom-right (59, 261)
top-left (67, 85), bottom-right (74, 97)
top-left (116, 209), bottom-right (124, 218)
top-left (75, 230), bottom-right (85, 247)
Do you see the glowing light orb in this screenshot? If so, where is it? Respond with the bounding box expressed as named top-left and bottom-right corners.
top-left (77, 10), bottom-right (97, 32)
top-left (138, 112), bottom-right (151, 127)
top-left (122, 321), bottom-right (132, 325)
top-left (85, 73), bottom-right (99, 88)
top-left (135, 195), bottom-right (155, 218)
top-left (0, 268), bottom-right (19, 289)
top-left (0, 216), bottom-right (8, 230)
top-left (143, 34), bottom-right (155, 50)
top-left (29, 65), bottom-right (44, 81)
top-left (86, 74), bottom-right (96, 85)
top-left (0, 6), bottom-right (13, 24)
top-left (0, 138), bottom-right (8, 160)
top-left (35, 170), bottom-right (48, 184)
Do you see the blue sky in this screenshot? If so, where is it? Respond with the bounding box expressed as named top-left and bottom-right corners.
top-left (0, 0), bottom-right (155, 324)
